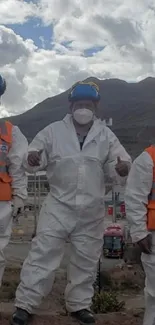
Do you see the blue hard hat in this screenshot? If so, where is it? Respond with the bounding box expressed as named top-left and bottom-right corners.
top-left (68, 82), bottom-right (100, 102)
top-left (0, 75), bottom-right (6, 96)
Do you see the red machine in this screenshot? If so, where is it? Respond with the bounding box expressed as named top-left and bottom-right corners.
top-left (103, 223), bottom-right (125, 258)
top-left (108, 205), bottom-right (113, 216)
top-left (120, 202), bottom-right (126, 217)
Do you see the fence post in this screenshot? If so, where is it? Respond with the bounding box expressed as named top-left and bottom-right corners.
top-left (34, 173), bottom-right (37, 236)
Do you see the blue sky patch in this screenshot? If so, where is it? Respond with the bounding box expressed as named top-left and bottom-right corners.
top-left (7, 17), bottom-right (53, 49)
top-left (6, 18), bottom-right (104, 57)
top-left (61, 41), bottom-right (73, 48)
top-left (84, 46), bottom-right (104, 57)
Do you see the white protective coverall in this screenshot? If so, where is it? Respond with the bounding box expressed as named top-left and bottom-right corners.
top-left (125, 151), bottom-right (155, 325)
top-left (0, 125), bottom-right (28, 286)
top-left (15, 114), bottom-right (131, 313)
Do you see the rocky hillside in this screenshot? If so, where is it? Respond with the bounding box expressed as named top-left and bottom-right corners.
top-left (2, 76), bottom-right (155, 158)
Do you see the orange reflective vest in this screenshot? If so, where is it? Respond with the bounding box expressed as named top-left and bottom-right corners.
top-left (0, 121), bottom-right (13, 201)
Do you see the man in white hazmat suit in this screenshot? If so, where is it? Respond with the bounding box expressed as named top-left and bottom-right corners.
top-left (125, 145), bottom-right (155, 325)
top-left (0, 75), bottom-right (28, 289)
top-left (12, 81), bottom-right (131, 325)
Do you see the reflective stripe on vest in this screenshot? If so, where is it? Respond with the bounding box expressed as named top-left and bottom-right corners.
top-left (0, 139), bottom-right (9, 161)
top-left (0, 165), bottom-right (8, 173)
top-left (0, 121), bottom-right (13, 201)
top-left (145, 146), bottom-right (155, 230)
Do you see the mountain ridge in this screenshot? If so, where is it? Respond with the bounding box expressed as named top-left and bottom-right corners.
top-left (1, 76), bottom-right (155, 158)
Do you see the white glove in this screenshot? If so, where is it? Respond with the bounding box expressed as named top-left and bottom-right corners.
top-left (12, 196), bottom-right (25, 220)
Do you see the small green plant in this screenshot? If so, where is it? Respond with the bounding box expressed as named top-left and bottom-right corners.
top-left (92, 291), bottom-right (125, 314)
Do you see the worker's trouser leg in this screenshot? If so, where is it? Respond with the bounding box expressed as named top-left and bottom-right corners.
top-left (15, 198), bottom-right (72, 314)
top-left (65, 217), bottom-right (104, 312)
top-left (15, 195), bottom-right (104, 314)
top-left (141, 243), bottom-right (155, 325)
top-left (15, 232), bottom-right (66, 313)
top-left (0, 201), bottom-right (12, 286)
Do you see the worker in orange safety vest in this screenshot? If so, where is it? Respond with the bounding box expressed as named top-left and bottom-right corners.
top-left (125, 145), bottom-right (155, 325)
top-left (0, 75), bottom-right (28, 288)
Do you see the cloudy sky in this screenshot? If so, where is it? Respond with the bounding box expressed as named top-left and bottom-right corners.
top-left (0, 0), bottom-right (155, 117)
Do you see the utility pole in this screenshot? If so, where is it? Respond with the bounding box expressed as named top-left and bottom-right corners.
top-left (112, 186), bottom-right (116, 223)
top-left (105, 117), bottom-right (117, 223)
top-left (34, 173), bottom-right (37, 237)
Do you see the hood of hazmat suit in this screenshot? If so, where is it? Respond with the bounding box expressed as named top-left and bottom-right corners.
top-left (0, 75), bottom-right (6, 97)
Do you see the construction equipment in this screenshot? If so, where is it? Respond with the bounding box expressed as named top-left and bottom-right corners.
top-left (103, 223), bottom-right (125, 258)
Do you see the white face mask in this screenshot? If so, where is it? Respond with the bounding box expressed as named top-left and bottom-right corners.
top-left (73, 108), bottom-right (94, 125)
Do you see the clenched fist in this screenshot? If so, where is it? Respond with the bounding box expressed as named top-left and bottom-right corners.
top-left (115, 156), bottom-right (129, 177)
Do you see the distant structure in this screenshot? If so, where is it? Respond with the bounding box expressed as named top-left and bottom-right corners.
top-left (27, 172), bottom-right (48, 194)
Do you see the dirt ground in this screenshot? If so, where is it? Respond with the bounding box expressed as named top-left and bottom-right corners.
top-left (0, 263), bottom-right (144, 325)
top-left (1, 264), bottom-right (144, 310)
top-left (0, 310), bottom-right (143, 325)
top-left (0, 267), bottom-right (67, 313)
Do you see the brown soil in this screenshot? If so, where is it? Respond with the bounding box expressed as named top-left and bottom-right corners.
top-left (1, 264), bottom-right (144, 318)
top-left (1, 267), bottom-right (66, 313)
top-left (0, 310), bottom-right (143, 325)
top-left (110, 264), bottom-right (144, 290)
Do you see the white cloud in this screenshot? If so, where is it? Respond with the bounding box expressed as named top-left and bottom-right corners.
top-left (0, 0), bottom-right (37, 24)
top-left (0, 0), bottom-right (155, 117)
top-left (0, 25), bottom-right (35, 65)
